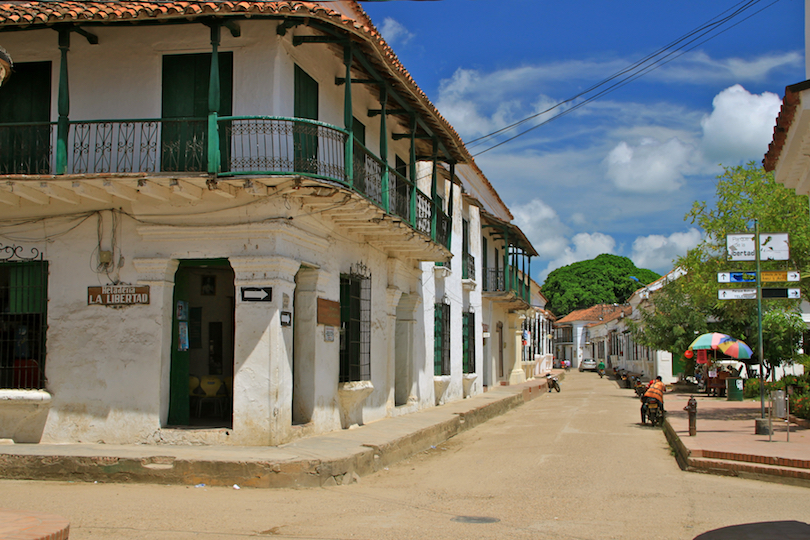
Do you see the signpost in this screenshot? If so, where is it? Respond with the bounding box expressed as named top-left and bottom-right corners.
top-left (240, 287), bottom-right (272, 302)
top-left (721, 225), bottom-right (797, 426)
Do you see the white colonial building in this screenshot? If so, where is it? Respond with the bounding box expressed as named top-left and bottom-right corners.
top-left (0, 1), bottom-right (534, 445)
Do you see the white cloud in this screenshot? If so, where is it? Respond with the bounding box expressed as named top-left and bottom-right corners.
top-left (511, 198), bottom-right (569, 259)
top-left (656, 52), bottom-right (802, 85)
top-left (538, 232), bottom-right (617, 282)
top-left (378, 17), bottom-right (414, 47)
top-left (630, 228), bottom-right (703, 273)
top-left (604, 137), bottom-right (696, 193)
top-left (699, 84), bottom-right (782, 164)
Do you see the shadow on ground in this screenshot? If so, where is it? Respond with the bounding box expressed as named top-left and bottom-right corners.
top-left (694, 520), bottom-right (810, 539)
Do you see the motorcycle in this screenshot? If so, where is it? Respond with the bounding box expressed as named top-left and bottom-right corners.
top-left (633, 377), bottom-right (646, 398)
top-left (546, 373), bottom-right (561, 393)
top-left (641, 398), bottom-right (664, 426)
top-left (597, 367), bottom-right (605, 378)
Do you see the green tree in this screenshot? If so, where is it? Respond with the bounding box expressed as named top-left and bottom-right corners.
top-left (542, 254), bottom-right (659, 316)
top-left (632, 162), bottom-right (810, 376)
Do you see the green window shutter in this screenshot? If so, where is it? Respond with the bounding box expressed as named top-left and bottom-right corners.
top-left (161, 52), bottom-right (232, 172)
top-left (463, 312), bottom-right (475, 374)
top-left (0, 61), bottom-right (52, 174)
top-left (294, 65), bottom-right (319, 173)
top-left (9, 262), bottom-right (46, 314)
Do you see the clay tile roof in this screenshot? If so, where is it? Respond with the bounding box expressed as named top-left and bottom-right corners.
top-left (555, 304), bottom-right (629, 325)
top-left (763, 79), bottom-right (810, 172)
top-left (0, 1), bottom-right (471, 163)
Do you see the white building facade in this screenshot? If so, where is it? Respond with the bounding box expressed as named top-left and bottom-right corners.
top-left (0, 1), bottom-right (526, 445)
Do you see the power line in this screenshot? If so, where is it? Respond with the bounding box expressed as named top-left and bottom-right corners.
top-left (467, 0), bottom-right (779, 157)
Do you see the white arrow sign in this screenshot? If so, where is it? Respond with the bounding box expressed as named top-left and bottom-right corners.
top-left (240, 287), bottom-right (273, 302)
top-left (718, 288), bottom-right (757, 300)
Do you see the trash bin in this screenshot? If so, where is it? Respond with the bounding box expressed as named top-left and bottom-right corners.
top-left (726, 377), bottom-right (744, 401)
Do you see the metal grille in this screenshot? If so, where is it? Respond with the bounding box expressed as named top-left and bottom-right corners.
top-left (415, 191), bottom-right (432, 236)
top-left (389, 168), bottom-right (412, 222)
top-left (339, 271), bottom-right (371, 383)
top-left (353, 141), bottom-right (383, 205)
top-left (435, 210), bottom-right (451, 248)
top-left (483, 268), bottom-right (505, 292)
top-left (463, 252), bottom-right (475, 281)
top-left (224, 117), bottom-right (347, 181)
top-left (0, 246), bottom-right (48, 390)
top-left (463, 311), bottom-right (475, 373)
top-left (0, 122), bottom-right (54, 174)
top-left (434, 303), bottom-right (450, 376)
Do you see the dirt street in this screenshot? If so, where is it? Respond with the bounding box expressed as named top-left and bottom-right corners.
top-left (2, 371), bottom-right (809, 539)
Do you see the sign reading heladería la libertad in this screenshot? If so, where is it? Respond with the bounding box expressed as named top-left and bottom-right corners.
top-left (88, 285), bottom-right (150, 306)
top-left (726, 233), bottom-right (789, 261)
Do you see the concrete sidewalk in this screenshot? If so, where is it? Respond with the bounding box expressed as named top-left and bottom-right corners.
top-left (0, 377), bottom-right (552, 489)
top-left (664, 392), bottom-right (810, 487)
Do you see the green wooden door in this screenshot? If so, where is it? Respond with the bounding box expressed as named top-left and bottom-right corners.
top-left (161, 52), bottom-right (232, 172)
top-left (294, 65), bottom-right (318, 173)
top-left (0, 61), bottom-right (51, 174)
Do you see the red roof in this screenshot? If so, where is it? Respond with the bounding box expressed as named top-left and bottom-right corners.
top-left (763, 80), bottom-right (810, 172)
top-left (556, 304), bottom-right (629, 325)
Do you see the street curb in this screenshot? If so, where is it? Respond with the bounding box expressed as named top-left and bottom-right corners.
top-left (0, 388), bottom-right (534, 488)
top-left (662, 418), bottom-right (810, 488)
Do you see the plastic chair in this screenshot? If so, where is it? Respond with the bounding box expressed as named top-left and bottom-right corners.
top-left (189, 375), bottom-right (202, 417)
top-left (197, 375), bottom-right (225, 418)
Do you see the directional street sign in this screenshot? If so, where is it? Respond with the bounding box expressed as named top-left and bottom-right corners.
top-left (240, 287), bottom-right (273, 302)
top-left (726, 233), bottom-right (789, 261)
top-left (718, 289), bottom-right (756, 300)
top-left (762, 288), bottom-right (801, 299)
top-left (761, 270), bottom-right (801, 282)
top-left (717, 271), bottom-right (756, 283)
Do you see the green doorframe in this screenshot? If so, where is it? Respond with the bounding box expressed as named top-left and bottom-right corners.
top-left (168, 258), bottom-right (232, 426)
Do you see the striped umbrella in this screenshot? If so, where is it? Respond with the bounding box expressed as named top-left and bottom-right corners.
top-left (717, 338), bottom-right (753, 360)
top-left (688, 332), bottom-right (731, 350)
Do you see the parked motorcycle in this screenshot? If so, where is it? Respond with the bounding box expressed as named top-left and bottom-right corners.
top-left (633, 377), bottom-right (646, 398)
top-left (546, 373), bottom-right (561, 393)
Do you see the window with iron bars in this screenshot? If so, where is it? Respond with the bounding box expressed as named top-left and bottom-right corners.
top-left (339, 272), bottom-right (371, 383)
top-left (462, 311), bottom-right (475, 373)
top-left (1, 259), bottom-right (48, 390)
top-left (434, 303), bottom-right (451, 376)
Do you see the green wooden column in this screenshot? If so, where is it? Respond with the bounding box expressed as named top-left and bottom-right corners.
top-left (379, 87), bottom-right (389, 212)
top-left (409, 115), bottom-right (417, 228)
top-left (207, 23), bottom-right (221, 174)
top-left (56, 29), bottom-right (70, 175)
top-left (446, 162), bottom-right (455, 249)
top-left (430, 140), bottom-right (438, 242)
top-left (503, 229), bottom-right (510, 292)
top-left (344, 44), bottom-right (354, 187)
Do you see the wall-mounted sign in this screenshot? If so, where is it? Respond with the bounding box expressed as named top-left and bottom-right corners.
top-left (240, 287), bottom-right (272, 302)
top-left (280, 311), bottom-right (292, 326)
top-left (317, 297), bottom-right (341, 326)
top-left (88, 285), bottom-right (150, 306)
top-left (324, 326), bottom-right (335, 342)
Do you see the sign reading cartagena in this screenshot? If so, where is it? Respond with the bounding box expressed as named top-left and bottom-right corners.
top-left (88, 285), bottom-right (150, 306)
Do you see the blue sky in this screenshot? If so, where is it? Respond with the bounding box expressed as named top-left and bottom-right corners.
top-left (360, 0), bottom-right (805, 282)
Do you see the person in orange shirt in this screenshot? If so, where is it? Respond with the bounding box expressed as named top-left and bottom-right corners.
top-left (641, 376), bottom-right (665, 424)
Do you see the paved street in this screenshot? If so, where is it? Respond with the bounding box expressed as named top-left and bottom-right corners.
top-left (1, 371), bottom-right (809, 540)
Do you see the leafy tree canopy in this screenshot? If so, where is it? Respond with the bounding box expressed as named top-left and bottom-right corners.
top-left (632, 163), bottom-right (810, 376)
top-left (542, 254), bottom-right (660, 316)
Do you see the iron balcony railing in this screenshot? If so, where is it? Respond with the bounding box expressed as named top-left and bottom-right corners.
top-left (482, 265), bottom-right (530, 303)
top-left (0, 116), bottom-right (451, 249)
top-left (462, 252), bottom-right (475, 280)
